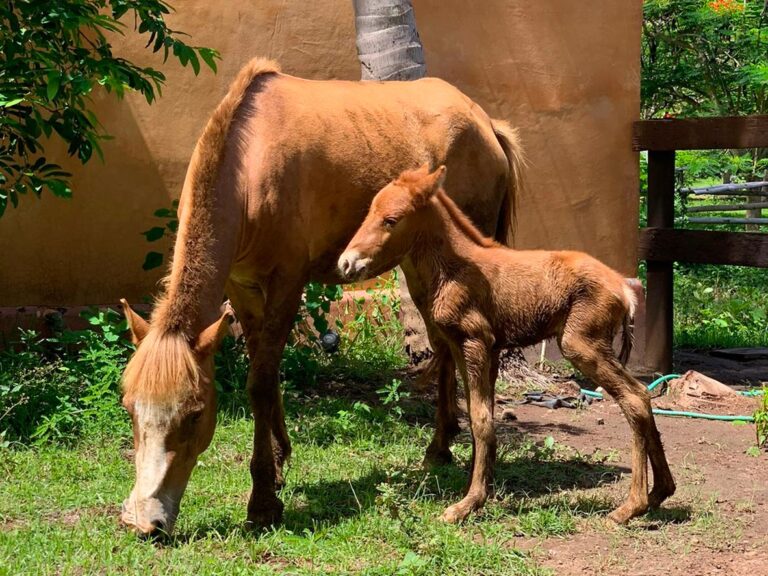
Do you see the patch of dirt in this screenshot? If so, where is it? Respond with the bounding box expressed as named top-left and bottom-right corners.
top-left (408, 351), bottom-right (767, 576)
top-left (495, 397), bottom-right (767, 575)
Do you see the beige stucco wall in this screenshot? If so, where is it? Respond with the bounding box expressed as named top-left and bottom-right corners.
top-left (0, 0), bottom-right (641, 307)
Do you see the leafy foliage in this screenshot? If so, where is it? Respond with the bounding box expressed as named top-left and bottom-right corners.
top-left (0, 0), bottom-right (219, 215)
top-left (642, 0), bottom-right (768, 118)
top-left (0, 309), bottom-right (133, 445)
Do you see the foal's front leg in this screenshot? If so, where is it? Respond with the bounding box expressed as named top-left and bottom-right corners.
top-left (424, 341), bottom-right (461, 466)
top-left (441, 338), bottom-right (497, 523)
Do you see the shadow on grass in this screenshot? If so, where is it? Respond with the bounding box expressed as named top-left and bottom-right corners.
top-left (168, 448), bottom-right (629, 544)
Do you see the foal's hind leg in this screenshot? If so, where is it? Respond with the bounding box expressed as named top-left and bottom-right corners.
top-left (560, 331), bottom-right (658, 523)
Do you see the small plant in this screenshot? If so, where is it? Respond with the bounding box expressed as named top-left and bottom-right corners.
top-left (377, 378), bottom-right (409, 418)
top-left (753, 386), bottom-right (768, 454)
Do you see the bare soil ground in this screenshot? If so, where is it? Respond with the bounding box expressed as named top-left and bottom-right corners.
top-left (479, 350), bottom-right (768, 576)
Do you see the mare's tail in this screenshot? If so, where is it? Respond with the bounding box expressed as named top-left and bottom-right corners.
top-left (490, 119), bottom-right (526, 246)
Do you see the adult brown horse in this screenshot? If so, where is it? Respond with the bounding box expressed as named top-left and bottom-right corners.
top-left (119, 57), bottom-right (524, 536)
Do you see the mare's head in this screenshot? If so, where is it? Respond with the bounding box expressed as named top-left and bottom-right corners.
top-left (338, 164), bottom-right (446, 281)
top-left (118, 299), bottom-right (230, 537)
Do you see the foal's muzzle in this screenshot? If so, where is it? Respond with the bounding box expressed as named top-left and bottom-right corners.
top-left (338, 251), bottom-right (371, 281)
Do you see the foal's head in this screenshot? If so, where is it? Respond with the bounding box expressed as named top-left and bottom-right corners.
top-left (338, 163), bottom-right (446, 281)
top-left (119, 300), bottom-right (230, 537)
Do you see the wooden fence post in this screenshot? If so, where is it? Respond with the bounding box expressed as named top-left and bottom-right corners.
top-left (645, 150), bottom-right (676, 374)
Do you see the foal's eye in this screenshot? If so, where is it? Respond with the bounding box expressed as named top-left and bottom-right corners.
top-left (383, 217), bottom-right (398, 229)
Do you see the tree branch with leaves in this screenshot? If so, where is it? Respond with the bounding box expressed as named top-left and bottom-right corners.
top-left (0, 0), bottom-right (219, 216)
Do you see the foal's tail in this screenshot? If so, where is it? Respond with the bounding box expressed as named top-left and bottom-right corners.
top-left (491, 119), bottom-right (526, 246)
top-left (618, 281), bottom-right (638, 366)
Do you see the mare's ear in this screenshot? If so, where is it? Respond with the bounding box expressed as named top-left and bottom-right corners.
top-left (194, 311), bottom-right (232, 358)
top-left (120, 298), bottom-right (149, 344)
top-left (412, 165), bottom-right (447, 205)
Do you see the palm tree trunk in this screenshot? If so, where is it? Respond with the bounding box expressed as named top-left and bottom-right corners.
top-left (353, 0), bottom-right (426, 80)
top-left (352, 0), bottom-right (430, 365)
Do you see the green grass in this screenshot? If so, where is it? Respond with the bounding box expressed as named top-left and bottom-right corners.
top-left (0, 386), bottom-right (633, 576)
top-left (672, 263), bottom-right (768, 348)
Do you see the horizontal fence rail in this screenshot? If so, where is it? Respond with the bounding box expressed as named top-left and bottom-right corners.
top-left (633, 115), bottom-right (768, 151)
top-left (681, 181), bottom-right (768, 195)
top-left (634, 116), bottom-right (768, 373)
top-left (687, 202), bottom-right (768, 213)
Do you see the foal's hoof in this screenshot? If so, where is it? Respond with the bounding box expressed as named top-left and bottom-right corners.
top-left (648, 482), bottom-right (676, 509)
top-left (440, 500), bottom-right (477, 524)
top-left (607, 502), bottom-right (648, 525)
top-left (246, 498), bottom-right (284, 530)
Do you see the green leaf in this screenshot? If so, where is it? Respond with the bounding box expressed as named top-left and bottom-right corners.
top-left (0, 98), bottom-right (24, 108)
top-left (46, 72), bottom-right (61, 101)
top-left (142, 251), bottom-right (164, 271)
top-left (142, 226), bottom-right (166, 241)
top-left (199, 48), bottom-right (219, 73)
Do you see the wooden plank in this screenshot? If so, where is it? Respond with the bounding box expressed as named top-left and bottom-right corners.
top-left (687, 202), bottom-right (768, 213)
top-left (687, 217), bottom-right (768, 225)
top-left (645, 151), bottom-right (675, 374)
top-left (633, 116), bottom-right (768, 151)
top-left (639, 228), bottom-right (768, 267)
top-left (682, 181), bottom-right (768, 194)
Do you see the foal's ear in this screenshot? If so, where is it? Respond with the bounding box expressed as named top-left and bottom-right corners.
top-left (120, 298), bottom-right (149, 344)
top-left (412, 165), bottom-right (447, 205)
top-left (194, 311), bottom-right (232, 358)
top-left (430, 165), bottom-right (447, 190)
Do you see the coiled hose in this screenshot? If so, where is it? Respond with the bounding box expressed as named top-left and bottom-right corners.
top-left (580, 373), bottom-right (762, 422)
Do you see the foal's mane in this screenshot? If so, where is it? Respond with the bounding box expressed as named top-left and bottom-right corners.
top-left (433, 189), bottom-right (500, 249)
top-left (123, 58), bottom-right (280, 404)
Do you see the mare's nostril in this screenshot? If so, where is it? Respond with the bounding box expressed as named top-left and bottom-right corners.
top-left (142, 520), bottom-right (167, 540)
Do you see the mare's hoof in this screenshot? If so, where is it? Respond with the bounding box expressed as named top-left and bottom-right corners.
top-left (423, 447), bottom-right (453, 467)
top-left (246, 498), bottom-right (284, 529)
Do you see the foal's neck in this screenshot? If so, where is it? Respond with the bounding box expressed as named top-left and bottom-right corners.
top-left (409, 191), bottom-right (495, 290)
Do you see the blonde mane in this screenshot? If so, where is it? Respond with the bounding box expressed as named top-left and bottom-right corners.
top-left (433, 189), bottom-right (499, 249)
top-left (122, 329), bottom-right (200, 404)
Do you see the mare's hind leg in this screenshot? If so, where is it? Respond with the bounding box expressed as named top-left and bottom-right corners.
top-left (238, 273), bottom-right (305, 528)
top-left (441, 337), bottom-right (497, 523)
top-left (560, 328), bottom-right (672, 523)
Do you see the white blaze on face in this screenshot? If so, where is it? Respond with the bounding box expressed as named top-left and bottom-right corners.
top-left (123, 401), bottom-right (181, 533)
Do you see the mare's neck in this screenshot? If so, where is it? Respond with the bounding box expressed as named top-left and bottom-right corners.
top-left (152, 189), bottom-right (241, 336)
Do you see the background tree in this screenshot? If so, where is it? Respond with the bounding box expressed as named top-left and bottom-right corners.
top-left (0, 0), bottom-right (219, 216)
top-left (352, 0), bottom-right (430, 364)
top-left (642, 0), bottom-right (767, 181)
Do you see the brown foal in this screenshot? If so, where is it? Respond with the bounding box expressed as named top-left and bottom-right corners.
top-left (338, 164), bottom-right (675, 524)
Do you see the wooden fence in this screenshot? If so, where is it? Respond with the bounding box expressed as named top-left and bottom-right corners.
top-left (633, 115), bottom-right (768, 373)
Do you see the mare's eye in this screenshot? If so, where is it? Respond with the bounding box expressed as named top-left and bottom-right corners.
top-left (383, 217), bottom-right (398, 229)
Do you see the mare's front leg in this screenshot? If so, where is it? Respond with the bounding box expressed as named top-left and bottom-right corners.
top-left (441, 336), bottom-right (497, 523)
top-left (243, 274), bottom-right (305, 528)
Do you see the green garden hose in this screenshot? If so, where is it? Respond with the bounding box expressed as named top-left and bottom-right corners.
top-left (579, 373), bottom-right (761, 422)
